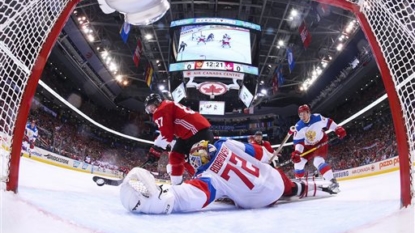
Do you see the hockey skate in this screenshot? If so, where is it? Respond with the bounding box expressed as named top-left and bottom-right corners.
top-left (322, 178), bottom-right (340, 194)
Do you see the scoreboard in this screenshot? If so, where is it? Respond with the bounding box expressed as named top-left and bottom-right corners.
top-left (169, 61), bottom-right (259, 75)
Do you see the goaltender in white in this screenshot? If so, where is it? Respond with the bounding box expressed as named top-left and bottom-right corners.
top-left (120, 139), bottom-right (335, 214)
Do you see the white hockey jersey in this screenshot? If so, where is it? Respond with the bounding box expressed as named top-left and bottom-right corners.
top-left (170, 139), bottom-right (284, 212)
top-left (25, 123), bottom-right (38, 141)
top-left (293, 113), bottom-right (338, 152)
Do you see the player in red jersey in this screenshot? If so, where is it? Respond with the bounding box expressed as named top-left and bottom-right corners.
top-left (197, 35), bottom-right (206, 45)
top-left (144, 93), bottom-right (214, 185)
top-left (251, 131), bottom-right (274, 154)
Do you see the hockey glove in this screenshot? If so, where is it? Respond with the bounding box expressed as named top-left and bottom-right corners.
top-left (29, 140), bottom-right (35, 149)
top-left (335, 126), bottom-right (346, 139)
top-left (147, 146), bottom-right (164, 163)
top-left (291, 151), bottom-right (302, 163)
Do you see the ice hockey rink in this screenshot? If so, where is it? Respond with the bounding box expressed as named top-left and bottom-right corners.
top-left (1, 155), bottom-right (414, 233)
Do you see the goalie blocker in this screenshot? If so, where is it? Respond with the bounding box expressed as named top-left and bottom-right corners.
top-left (119, 139), bottom-right (335, 214)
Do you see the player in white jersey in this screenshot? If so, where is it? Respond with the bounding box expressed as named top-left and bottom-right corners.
top-left (221, 35), bottom-right (231, 48)
top-left (119, 139), bottom-right (334, 214)
top-left (291, 104), bottom-right (346, 193)
top-left (23, 119), bottom-right (38, 157)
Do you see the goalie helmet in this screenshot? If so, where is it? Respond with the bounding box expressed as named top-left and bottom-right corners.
top-left (189, 140), bottom-right (217, 170)
top-left (144, 93), bottom-right (162, 114)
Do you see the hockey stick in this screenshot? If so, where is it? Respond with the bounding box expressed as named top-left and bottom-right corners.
top-left (276, 136), bottom-right (338, 168)
top-left (268, 126), bottom-right (296, 164)
top-left (92, 159), bottom-right (152, 187)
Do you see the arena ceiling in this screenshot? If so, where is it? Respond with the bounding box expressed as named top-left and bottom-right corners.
top-left (50, 0), bottom-right (370, 114)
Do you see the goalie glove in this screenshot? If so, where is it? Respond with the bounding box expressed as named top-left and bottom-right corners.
top-left (119, 167), bottom-right (174, 214)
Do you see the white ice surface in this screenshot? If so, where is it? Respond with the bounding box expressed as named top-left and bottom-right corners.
top-left (1, 157), bottom-right (414, 233)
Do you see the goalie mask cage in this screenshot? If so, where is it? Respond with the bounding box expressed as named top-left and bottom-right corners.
top-left (0, 0), bottom-right (413, 206)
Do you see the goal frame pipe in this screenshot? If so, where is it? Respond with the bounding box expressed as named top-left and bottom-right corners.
top-left (313, 0), bottom-right (411, 207)
top-left (7, 0), bottom-right (81, 192)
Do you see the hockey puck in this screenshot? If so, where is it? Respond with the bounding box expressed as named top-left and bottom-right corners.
top-left (95, 178), bottom-right (105, 186)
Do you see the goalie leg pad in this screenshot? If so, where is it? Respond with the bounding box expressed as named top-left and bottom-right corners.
top-left (120, 167), bottom-right (175, 214)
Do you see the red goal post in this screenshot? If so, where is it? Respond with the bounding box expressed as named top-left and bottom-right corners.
top-left (0, 0), bottom-right (80, 192)
top-left (314, 0), bottom-right (414, 207)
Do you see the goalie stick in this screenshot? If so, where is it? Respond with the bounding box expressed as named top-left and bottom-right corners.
top-left (93, 158), bottom-right (152, 187)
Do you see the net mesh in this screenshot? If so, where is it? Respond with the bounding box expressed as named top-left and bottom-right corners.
top-left (359, 0), bottom-right (415, 202)
top-left (0, 0), bottom-right (71, 188)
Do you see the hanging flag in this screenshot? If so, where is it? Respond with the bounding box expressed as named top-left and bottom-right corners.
top-left (120, 22), bottom-right (131, 43)
top-left (272, 70), bottom-right (278, 94)
top-left (278, 66), bottom-right (284, 86)
top-left (286, 48), bottom-right (295, 73)
top-left (133, 39), bottom-right (143, 67)
top-left (144, 63), bottom-right (154, 87)
top-left (272, 65), bottom-right (284, 94)
top-left (298, 21), bottom-right (312, 49)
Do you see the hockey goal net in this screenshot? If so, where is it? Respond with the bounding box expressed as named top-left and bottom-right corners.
top-left (0, 0), bottom-right (80, 191)
top-left (192, 31), bottom-right (202, 41)
top-left (317, 0), bottom-right (415, 207)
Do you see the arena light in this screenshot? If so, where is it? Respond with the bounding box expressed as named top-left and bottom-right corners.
top-left (115, 75), bottom-right (123, 82)
top-left (122, 80), bottom-right (129, 86)
top-left (290, 9), bottom-right (298, 17)
top-left (145, 34), bottom-right (153, 40)
top-left (87, 34), bottom-right (94, 42)
top-left (101, 50), bottom-right (109, 58)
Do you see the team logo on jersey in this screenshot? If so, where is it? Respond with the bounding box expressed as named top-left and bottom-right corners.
top-left (198, 82), bottom-right (228, 96)
top-left (305, 130), bottom-right (316, 142)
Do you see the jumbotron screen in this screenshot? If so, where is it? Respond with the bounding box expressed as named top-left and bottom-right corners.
top-left (177, 25), bottom-right (252, 64)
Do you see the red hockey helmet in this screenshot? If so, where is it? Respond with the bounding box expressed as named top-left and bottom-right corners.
top-left (298, 104), bottom-right (310, 114)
